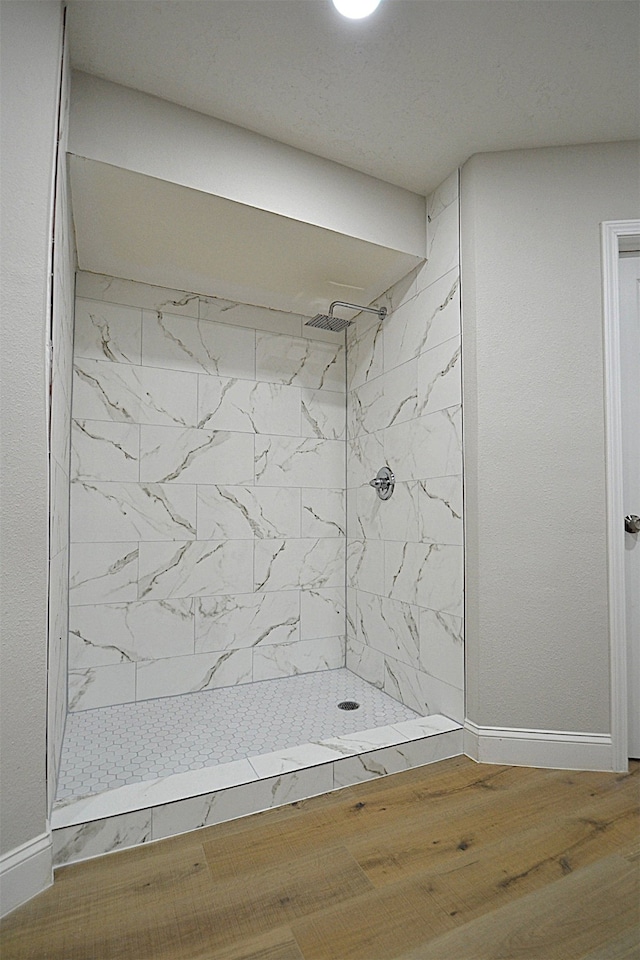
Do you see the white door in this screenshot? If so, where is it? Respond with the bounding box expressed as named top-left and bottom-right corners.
top-left (619, 250), bottom-right (640, 758)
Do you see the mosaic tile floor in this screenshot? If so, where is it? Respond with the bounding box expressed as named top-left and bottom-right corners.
top-left (56, 669), bottom-right (419, 802)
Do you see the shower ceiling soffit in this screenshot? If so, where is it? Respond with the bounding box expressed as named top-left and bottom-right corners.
top-left (69, 155), bottom-right (423, 316)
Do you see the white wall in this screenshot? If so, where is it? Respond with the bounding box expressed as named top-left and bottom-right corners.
top-left (0, 0), bottom-right (65, 911)
top-left (461, 141), bottom-right (640, 737)
top-left (69, 72), bottom-right (425, 257)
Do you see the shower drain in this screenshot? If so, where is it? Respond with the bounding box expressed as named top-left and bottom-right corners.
top-left (337, 700), bottom-right (360, 711)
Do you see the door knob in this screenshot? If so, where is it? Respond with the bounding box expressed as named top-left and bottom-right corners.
top-left (625, 515), bottom-right (640, 534)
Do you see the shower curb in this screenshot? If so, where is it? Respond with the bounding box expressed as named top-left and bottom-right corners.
top-left (52, 719), bottom-right (462, 868)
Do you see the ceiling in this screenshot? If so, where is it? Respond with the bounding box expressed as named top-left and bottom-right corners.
top-left (67, 0), bottom-right (639, 196)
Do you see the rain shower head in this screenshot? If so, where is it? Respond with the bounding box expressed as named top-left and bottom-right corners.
top-left (306, 300), bottom-right (387, 333)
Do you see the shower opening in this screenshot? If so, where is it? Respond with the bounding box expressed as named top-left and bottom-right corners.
top-left (53, 172), bottom-right (464, 866)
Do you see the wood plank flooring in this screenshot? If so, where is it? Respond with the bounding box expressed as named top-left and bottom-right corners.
top-left (1, 756), bottom-right (638, 960)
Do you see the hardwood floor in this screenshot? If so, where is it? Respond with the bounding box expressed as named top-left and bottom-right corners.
top-left (1, 756), bottom-right (638, 959)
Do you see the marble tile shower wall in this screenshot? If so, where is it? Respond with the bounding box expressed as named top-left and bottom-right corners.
top-left (48, 50), bottom-right (75, 811)
top-left (346, 171), bottom-right (464, 722)
top-left (68, 273), bottom-right (346, 711)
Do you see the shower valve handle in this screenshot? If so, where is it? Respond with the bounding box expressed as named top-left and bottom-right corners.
top-left (369, 466), bottom-right (395, 500)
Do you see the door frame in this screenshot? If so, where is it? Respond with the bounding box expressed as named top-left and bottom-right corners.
top-left (602, 219), bottom-right (640, 771)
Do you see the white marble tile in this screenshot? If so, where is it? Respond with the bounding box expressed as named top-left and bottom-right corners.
top-left (48, 546), bottom-right (69, 809)
top-left (318, 725), bottom-right (410, 756)
top-left (301, 388), bottom-right (345, 440)
top-left (384, 406), bottom-right (462, 482)
top-left (54, 759), bottom-right (258, 828)
top-left (136, 649), bottom-right (253, 700)
top-left (419, 609), bottom-right (464, 691)
top-left (71, 419), bottom-right (139, 482)
top-left (416, 673), bottom-right (465, 723)
top-left (382, 656), bottom-right (433, 715)
top-left (347, 321), bottom-right (384, 392)
top-left (248, 742), bottom-right (343, 779)
top-left (416, 475), bottom-right (463, 545)
top-left (349, 359), bottom-right (417, 437)
top-left (300, 587), bottom-right (345, 640)
top-left (385, 541), bottom-right (463, 616)
top-left (256, 332), bottom-right (344, 392)
top-left (346, 485), bottom-right (358, 540)
top-left (76, 272), bottom-right (201, 318)
top-left (417, 336), bottom-right (461, 416)
top-left (424, 184), bottom-right (460, 287)
top-left (139, 425), bottom-right (254, 485)
top-left (198, 377), bottom-right (300, 436)
top-left (332, 730), bottom-right (462, 788)
top-left (346, 636), bottom-right (385, 690)
top-left (74, 298), bottom-right (142, 365)
top-left (142, 309), bottom-right (255, 378)
top-left (383, 656), bottom-right (464, 720)
top-left (261, 764), bottom-right (335, 808)
top-left (253, 635), bottom-right (344, 681)
top-left (73, 358), bottom-right (198, 427)
top-left (138, 539), bottom-right (253, 599)
top-left (68, 663), bottom-right (136, 711)
top-left (346, 587), bottom-right (357, 641)
top-left (347, 539), bottom-right (385, 594)
top-left (346, 432), bottom-right (385, 487)
top-left (415, 544), bottom-right (463, 617)
top-left (377, 265), bottom-right (423, 317)
top-left (69, 542), bottom-right (139, 606)
top-left (70, 480), bottom-right (196, 542)
top-left (355, 479), bottom-right (417, 542)
top-left (197, 485), bottom-right (300, 539)
top-left (152, 763), bottom-right (334, 840)
top-left (50, 360), bottom-right (72, 470)
top-left (255, 436), bottom-right (344, 488)
top-left (426, 169), bottom-right (459, 227)
top-left (390, 714), bottom-right (462, 741)
top-left (195, 591), bottom-right (300, 652)
top-left (383, 268), bottom-right (460, 373)
top-left (53, 810), bottom-right (152, 866)
top-left (49, 456), bottom-right (70, 559)
top-left (255, 538), bottom-right (344, 592)
top-left (199, 297), bottom-right (303, 337)
top-left (301, 488), bottom-right (345, 538)
top-left (69, 599), bottom-right (195, 667)
top-left (356, 592), bottom-right (420, 670)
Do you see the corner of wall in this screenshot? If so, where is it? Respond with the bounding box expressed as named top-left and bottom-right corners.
top-left (0, 832), bottom-right (53, 920)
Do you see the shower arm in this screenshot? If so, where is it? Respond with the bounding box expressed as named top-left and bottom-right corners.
top-left (329, 301), bottom-right (387, 322)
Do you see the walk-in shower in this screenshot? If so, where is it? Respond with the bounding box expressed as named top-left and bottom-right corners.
top-left (53, 169), bottom-right (465, 867)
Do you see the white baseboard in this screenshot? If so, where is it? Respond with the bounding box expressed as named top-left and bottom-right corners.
top-left (0, 830), bottom-right (53, 918)
top-left (463, 721), bottom-right (616, 772)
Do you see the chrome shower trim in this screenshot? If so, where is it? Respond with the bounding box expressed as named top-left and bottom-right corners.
top-left (305, 300), bottom-right (388, 332)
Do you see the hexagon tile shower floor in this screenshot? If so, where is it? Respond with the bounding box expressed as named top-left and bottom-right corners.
top-left (57, 669), bottom-right (419, 801)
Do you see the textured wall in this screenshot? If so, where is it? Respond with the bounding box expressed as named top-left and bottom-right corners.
top-left (346, 172), bottom-right (464, 721)
top-left (461, 142), bottom-right (640, 733)
top-left (0, 1), bottom-right (63, 860)
top-left (68, 273), bottom-right (346, 709)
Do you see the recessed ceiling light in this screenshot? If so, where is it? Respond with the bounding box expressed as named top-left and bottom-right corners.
top-left (332, 0), bottom-right (382, 20)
